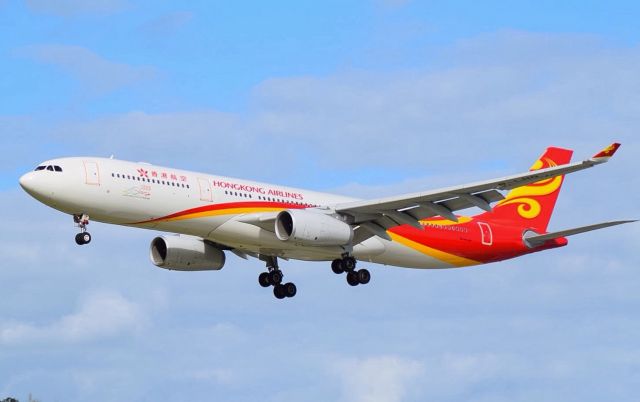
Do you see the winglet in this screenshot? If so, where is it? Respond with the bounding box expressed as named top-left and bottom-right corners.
top-left (591, 142), bottom-right (621, 161)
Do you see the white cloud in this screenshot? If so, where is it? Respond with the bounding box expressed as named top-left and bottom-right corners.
top-left (25, 0), bottom-right (127, 16)
top-left (27, 31), bottom-right (638, 182)
top-left (54, 110), bottom-right (240, 152)
top-left (49, 110), bottom-right (286, 179)
top-left (0, 291), bottom-right (146, 344)
top-left (334, 355), bottom-right (424, 402)
top-left (248, 32), bottom-right (640, 170)
top-left (20, 45), bottom-right (156, 94)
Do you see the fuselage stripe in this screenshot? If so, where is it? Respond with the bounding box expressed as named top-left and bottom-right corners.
top-left (132, 201), bottom-right (305, 224)
top-left (388, 231), bottom-right (481, 267)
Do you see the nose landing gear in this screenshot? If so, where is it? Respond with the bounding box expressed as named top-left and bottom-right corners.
top-left (331, 255), bottom-right (371, 287)
top-left (73, 214), bottom-right (92, 245)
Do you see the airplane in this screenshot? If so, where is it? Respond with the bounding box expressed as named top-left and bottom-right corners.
top-left (18, 143), bottom-right (635, 299)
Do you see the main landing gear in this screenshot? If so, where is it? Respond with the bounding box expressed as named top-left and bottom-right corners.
top-left (73, 213), bottom-right (92, 245)
top-left (331, 255), bottom-right (371, 286)
top-left (258, 256), bottom-right (297, 300)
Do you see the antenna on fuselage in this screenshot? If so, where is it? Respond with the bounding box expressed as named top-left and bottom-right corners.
top-left (109, 154), bottom-right (114, 159)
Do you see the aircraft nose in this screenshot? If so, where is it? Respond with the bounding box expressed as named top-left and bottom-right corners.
top-left (20, 172), bottom-right (38, 197)
top-left (19, 172), bottom-right (35, 193)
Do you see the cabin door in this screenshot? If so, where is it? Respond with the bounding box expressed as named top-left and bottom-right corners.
top-left (198, 178), bottom-right (212, 202)
top-left (83, 161), bottom-right (100, 186)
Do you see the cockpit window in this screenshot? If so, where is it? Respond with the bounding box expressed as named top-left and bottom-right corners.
top-left (35, 165), bottom-right (63, 172)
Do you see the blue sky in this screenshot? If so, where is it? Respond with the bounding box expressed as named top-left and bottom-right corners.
top-left (1, 1), bottom-right (640, 401)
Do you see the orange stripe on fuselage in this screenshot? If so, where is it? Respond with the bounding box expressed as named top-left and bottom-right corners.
top-left (132, 201), bottom-right (305, 224)
top-left (388, 231), bottom-right (481, 267)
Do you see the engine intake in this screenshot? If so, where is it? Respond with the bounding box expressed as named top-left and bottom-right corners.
top-left (150, 236), bottom-right (226, 271)
top-left (275, 210), bottom-right (353, 246)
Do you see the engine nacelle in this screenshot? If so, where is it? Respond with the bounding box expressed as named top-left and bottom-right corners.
top-left (149, 236), bottom-right (226, 271)
top-left (275, 210), bottom-right (353, 246)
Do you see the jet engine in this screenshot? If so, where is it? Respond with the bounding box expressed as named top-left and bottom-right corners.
top-left (275, 210), bottom-right (353, 246)
top-left (150, 236), bottom-right (226, 271)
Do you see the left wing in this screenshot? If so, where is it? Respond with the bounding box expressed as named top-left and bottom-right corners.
top-left (523, 220), bottom-right (636, 248)
top-left (333, 143), bottom-right (621, 241)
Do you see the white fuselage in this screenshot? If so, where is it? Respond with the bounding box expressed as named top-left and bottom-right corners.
top-left (19, 157), bottom-right (452, 268)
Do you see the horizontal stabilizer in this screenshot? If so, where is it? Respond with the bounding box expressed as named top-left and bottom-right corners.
top-left (523, 220), bottom-right (636, 248)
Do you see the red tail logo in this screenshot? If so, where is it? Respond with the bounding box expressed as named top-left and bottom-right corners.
top-left (482, 147), bottom-right (573, 232)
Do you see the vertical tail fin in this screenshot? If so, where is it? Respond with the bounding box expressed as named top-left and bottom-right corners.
top-left (482, 147), bottom-right (574, 232)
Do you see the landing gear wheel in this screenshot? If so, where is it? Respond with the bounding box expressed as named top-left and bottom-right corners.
top-left (259, 256), bottom-right (298, 298)
top-left (73, 214), bottom-right (91, 245)
top-left (269, 270), bottom-right (283, 285)
top-left (75, 232), bottom-right (91, 245)
top-left (258, 272), bottom-right (271, 288)
top-left (357, 269), bottom-right (371, 285)
top-left (331, 259), bottom-right (345, 274)
top-left (283, 282), bottom-right (297, 298)
top-left (346, 271), bottom-right (360, 286)
top-left (273, 284), bottom-right (286, 299)
top-left (343, 257), bottom-right (357, 272)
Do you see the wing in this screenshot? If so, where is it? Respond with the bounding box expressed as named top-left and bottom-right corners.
top-left (334, 143), bottom-right (621, 241)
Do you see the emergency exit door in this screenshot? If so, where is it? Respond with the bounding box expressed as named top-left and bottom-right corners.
top-left (477, 222), bottom-right (493, 246)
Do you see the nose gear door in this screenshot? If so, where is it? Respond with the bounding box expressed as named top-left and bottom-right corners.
top-left (83, 161), bottom-right (100, 185)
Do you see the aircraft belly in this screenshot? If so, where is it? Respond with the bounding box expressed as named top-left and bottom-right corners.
top-left (207, 219), bottom-right (347, 260)
top-left (367, 239), bottom-right (455, 269)
top-left (207, 220), bottom-right (454, 268)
